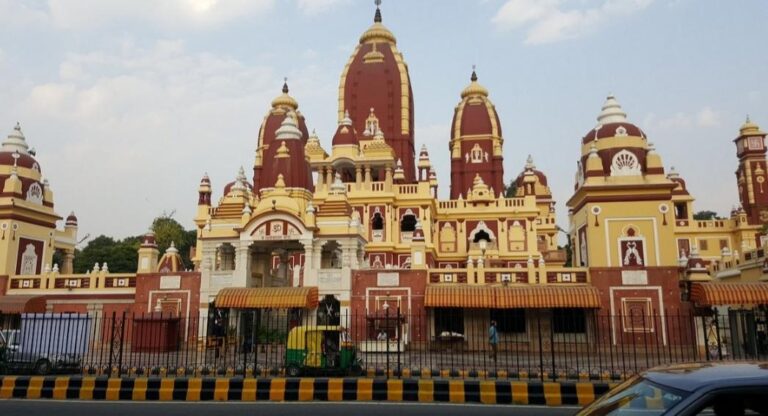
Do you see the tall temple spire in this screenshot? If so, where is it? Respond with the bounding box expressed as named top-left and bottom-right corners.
top-left (374, 0), bottom-right (382, 23)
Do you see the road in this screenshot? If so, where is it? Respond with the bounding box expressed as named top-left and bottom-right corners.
top-left (0, 400), bottom-right (579, 416)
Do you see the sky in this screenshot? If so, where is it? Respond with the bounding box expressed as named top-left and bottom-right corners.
top-left (0, 0), bottom-right (766, 246)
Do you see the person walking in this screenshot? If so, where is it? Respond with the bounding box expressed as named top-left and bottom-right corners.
top-left (488, 320), bottom-right (499, 362)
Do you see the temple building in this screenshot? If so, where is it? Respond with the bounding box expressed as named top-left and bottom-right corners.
top-left (1, 2), bottom-right (767, 355)
top-left (0, 123), bottom-right (77, 279)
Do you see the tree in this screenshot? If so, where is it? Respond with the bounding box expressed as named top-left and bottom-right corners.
top-left (561, 234), bottom-right (573, 267)
top-left (693, 210), bottom-right (722, 221)
top-left (73, 235), bottom-right (139, 273)
top-left (504, 179), bottom-right (518, 198)
top-left (152, 212), bottom-right (196, 270)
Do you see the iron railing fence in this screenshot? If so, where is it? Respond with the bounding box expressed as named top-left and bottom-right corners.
top-left (1, 308), bottom-right (766, 380)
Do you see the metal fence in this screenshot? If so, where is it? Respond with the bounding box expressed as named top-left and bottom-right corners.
top-left (1, 308), bottom-right (766, 379)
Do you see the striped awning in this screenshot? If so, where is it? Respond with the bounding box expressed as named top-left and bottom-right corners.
top-left (425, 285), bottom-right (495, 308)
top-left (495, 285), bottom-right (601, 308)
top-left (425, 285), bottom-right (601, 309)
top-left (690, 282), bottom-right (768, 306)
top-left (215, 287), bottom-right (319, 309)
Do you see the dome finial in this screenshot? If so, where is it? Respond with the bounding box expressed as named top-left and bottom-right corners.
top-left (374, 0), bottom-right (382, 23)
top-left (282, 77), bottom-right (289, 94)
top-left (746, 114), bottom-right (751, 123)
top-left (471, 65), bottom-right (477, 82)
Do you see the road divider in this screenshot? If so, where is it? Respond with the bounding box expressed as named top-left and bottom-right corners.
top-left (0, 375), bottom-right (613, 405)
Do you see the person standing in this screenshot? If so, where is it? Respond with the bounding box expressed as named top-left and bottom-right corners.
top-left (488, 320), bottom-right (499, 362)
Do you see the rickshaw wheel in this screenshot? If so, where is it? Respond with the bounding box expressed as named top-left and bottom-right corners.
top-left (286, 364), bottom-right (301, 377)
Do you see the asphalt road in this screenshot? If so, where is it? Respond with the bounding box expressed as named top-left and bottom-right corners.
top-left (0, 400), bottom-right (580, 416)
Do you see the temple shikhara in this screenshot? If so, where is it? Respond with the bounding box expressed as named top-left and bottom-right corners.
top-left (1, 3), bottom-right (767, 354)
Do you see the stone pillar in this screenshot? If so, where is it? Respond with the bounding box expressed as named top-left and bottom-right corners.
top-left (61, 250), bottom-right (75, 274)
top-left (364, 165), bottom-right (372, 186)
top-left (467, 256), bottom-right (475, 284)
top-left (385, 166), bottom-right (393, 192)
top-left (355, 166), bottom-right (363, 190)
top-left (325, 167), bottom-right (334, 190)
top-left (477, 255), bottom-right (485, 284)
top-left (233, 241), bottom-right (251, 288)
top-left (301, 238), bottom-right (316, 286)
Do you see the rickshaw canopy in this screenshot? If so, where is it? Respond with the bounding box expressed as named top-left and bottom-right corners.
top-left (286, 325), bottom-right (348, 350)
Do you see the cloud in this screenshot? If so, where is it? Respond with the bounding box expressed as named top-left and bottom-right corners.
top-left (643, 106), bottom-right (722, 131)
top-left (696, 106), bottom-right (721, 127)
top-left (0, 0), bottom-right (49, 27)
top-left (13, 39), bottom-right (291, 238)
top-left (46, 0), bottom-right (275, 30)
top-left (492, 0), bottom-right (653, 44)
top-left (296, 0), bottom-right (351, 16)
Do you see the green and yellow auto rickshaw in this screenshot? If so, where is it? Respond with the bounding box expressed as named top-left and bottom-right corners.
top-left (285, 325), bottom-right (363, 377)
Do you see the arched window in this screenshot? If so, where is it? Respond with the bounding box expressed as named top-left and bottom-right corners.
top-left (216, 243), bottom-right (236, 271)
top-left (473, 230), bottom-right (491, 243)
top-left (400, 214), bottom-right (417, 232)
top-left (371, 210), bottom-right (384, 242)
top-left (372, 212), bottom-right (384, 230)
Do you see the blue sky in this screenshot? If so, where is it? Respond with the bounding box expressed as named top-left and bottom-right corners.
top-left (0, 0), bottom-right (766, 243)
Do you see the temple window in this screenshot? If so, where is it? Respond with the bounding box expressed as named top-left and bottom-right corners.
top-left (473, 229), bottom-right (491, 243)
top-left (674, 202), bottom-right (688, 220)
top-left (321, 240), bottom-right (342, 269)
top-left (371, 211), bottom-right (384, 242)
top-left (216, 243), bottom-right (236, 271)
top-left (400, 211), bottom-right (417, 243)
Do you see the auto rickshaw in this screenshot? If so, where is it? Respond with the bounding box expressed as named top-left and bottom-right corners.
top-left (285, 325), bottom-right (363, 377)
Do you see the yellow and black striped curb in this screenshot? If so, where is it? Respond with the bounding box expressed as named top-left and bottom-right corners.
top-left (0, 376), bottom-right (614, 405)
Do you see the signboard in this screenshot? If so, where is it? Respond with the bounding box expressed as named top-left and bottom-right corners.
top-left (377, 272), bottom-right (399, 287)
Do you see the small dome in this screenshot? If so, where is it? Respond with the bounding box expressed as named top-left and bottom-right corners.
top-left (270, 80), bottom-right (299, 110)
top-left (141, 230), bottom-right (157, 248)
top-left (65, 211), bottom-right (78, 226)
top-left (0, 123), bottom-right (41, 171)
top-left (157, 241), bottom-right (185, 273)
top-left (2, 122), bottom-right (30, 154)
top-left (224, 166), bottom-right (253, 195)
top-left (460, 69), bottom-right (489, 99)
top-left (200, 173), bottom-right (210, 185)
top-left (332, 110), bottom-right (359, 146)
top-left (516, 155), bottom-right (549, 187)
top-left (739, 116), bottom-right (765, 137)
top-left (582, 95), bottom-right (646, 143)
top-left (452, 69), bottom-right (500, 137)
top-left (596, 95), bottom-right (627, 124)
top-left (359, 4), bottom-right (396, 44)
top-left (275, 112), bottom-right (303, 141)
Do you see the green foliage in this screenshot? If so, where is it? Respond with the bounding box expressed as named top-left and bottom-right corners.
top-left (71, 212), bottom-right (197, 273)
top-left (504, 179), bottom-right (518, 198)
top-left (73, 235), bottom-right (139, 273)
top-left (562, 234), bottom-right (573, 267)
top-left (152, 212), bottom-right (196, 270)
top-left (693, 210), bottom-right (722, 221)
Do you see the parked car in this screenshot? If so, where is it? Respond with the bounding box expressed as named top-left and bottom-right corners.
top-left (577, 362), bottom-right (768, 415)
top-left (0, 329), bottom-right (81, 375)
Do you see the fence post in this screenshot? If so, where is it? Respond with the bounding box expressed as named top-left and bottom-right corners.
top-left (107, 311), bottom-right (116, 373)
top-left (537, 313), bottom-right (544, 382)
top-left (118, 311), bottom-right (126, 377)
